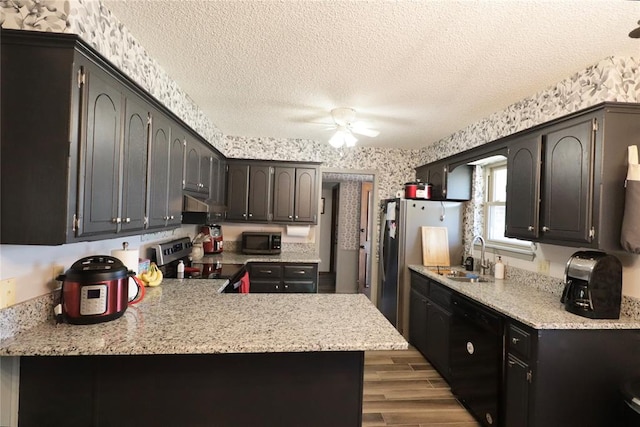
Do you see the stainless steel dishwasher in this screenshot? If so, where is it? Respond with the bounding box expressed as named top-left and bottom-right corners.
top-left (450, 294), bottom-right (503, 427)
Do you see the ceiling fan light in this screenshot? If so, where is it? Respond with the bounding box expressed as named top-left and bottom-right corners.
top-left (329, 131), bottom-right (345, 148)
top-left (345, 132), bottom-right (358, 147)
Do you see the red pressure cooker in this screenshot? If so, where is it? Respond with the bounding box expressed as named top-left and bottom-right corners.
top-left (404, 181), bottom-right (431, 199)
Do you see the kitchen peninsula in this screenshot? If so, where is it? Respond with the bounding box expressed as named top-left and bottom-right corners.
top-left (0, 281), bottom-right (407, 427)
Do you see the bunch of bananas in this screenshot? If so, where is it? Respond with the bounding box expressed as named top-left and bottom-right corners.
top-left (139, 262), bottom-right (163, 287)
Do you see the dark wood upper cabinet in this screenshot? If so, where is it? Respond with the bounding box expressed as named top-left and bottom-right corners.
top-left (147, 111), bottom-right (172, 229)
top-left (273, 167), bottom-right (296, 221)
top-left (272, 166), bottom-right (318, 222)
top-left (225, 163), bottom-right (250, 221)
top-left (226, 160), bottom-right (319, 224)
top-left (415, 161), bottom-right (471, 201)
top-left (77, 65), bottom-right (123, 237)
top-left (505, 134), bottom-right (542, 240)
top-left (120, 94), bottom-right (150, 233)
top-left (226, 162), bottom-right (274, 222)
top-left (540, 117), bottom-right (595, 244)
top-left (247, 165), bottom-right (273, 221)
top-left (507, 105), bottom-right (640, 250)
top-left (1, 29), bottom-right (224, 244)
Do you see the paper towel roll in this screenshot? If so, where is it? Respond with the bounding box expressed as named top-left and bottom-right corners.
top-left (286, 225), bottom-right (310, 237)
top-left (111, 248), bottom-right (140, 275)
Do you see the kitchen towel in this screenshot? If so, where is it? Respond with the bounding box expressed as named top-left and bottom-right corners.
top-left (239, 272), bottom-right (250, 294)
top-left (621, 145), bottom-right (640, 253)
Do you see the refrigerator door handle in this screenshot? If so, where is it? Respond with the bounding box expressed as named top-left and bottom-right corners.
top-left (380, 217), bottom-right (387, 283)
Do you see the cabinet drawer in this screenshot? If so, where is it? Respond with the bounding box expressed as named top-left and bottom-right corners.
top-left (508, 324), bottom-right (532, 359)
top-left (410, 272), bottom-right (430, 297)
top-left (429, 281), bottom-right (451, 309)
top-left (250, 280), bottom-right (282, 293)
top-left (283, 264), bottom-right (316, 280)
top-left (249, 264), bottom-right (283, 279)
top-left (283, 281), bottom-right (316, 293)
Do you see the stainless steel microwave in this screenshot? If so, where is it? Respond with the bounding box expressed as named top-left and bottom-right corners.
top-left (241, 231), bottom-right (282, 255)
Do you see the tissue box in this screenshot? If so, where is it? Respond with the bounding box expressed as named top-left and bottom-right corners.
top-left (138, 259), bottom-right (151, 275)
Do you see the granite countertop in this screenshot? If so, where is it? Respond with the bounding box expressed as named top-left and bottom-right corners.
top-left (0, 279), bottom-right (407, 356)
top-left (409, 265), bottom-right (640, 330)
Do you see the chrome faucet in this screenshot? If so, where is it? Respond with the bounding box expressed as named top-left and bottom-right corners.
top-left (471, 235), bottom-right (489, 275)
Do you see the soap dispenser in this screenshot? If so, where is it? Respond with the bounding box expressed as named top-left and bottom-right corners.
top-left (494, 256), bottom-right (505, 279)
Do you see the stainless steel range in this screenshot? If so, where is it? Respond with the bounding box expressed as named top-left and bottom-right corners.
top-left (150, 237), bottom-right (245, 292)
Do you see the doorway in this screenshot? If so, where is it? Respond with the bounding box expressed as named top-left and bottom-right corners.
top-left (318, 170), bottom-right (376, 297)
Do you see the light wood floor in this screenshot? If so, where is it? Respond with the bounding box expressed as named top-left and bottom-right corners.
top-left (363, 347), bottom-right (480, 427)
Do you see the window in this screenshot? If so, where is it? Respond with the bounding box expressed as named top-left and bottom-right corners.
top-left (484, 161), bottom-right (534, 254)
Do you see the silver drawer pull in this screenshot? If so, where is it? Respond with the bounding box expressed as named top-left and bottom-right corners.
top-left (542, 226), bottom-right (550, 232)
top-left (512, 337), bottom-right (520, 344)
top-left (528, 225), bottom-right (534, 231)
top-left (260, 270), bottom-right (272, 274)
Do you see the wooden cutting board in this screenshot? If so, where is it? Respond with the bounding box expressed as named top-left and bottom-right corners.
top-left (421, 226), bottom-right (450, 267)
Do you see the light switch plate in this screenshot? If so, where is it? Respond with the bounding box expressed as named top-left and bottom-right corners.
top-left (0, 278), bottom-right (16, 309)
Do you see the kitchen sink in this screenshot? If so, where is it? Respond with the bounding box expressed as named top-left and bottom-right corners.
top-left (447, 276), bottom-right (492, 283)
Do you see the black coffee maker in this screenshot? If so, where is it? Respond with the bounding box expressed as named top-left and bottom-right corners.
top-left (561, 251), bottom-right (622, 319)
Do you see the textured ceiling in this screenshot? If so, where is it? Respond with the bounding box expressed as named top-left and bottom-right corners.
top-left (102, 0), bottom-right (640, 149)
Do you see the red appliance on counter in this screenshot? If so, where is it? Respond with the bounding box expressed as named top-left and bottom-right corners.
top-left (201, 224), bottom-right (223, 254)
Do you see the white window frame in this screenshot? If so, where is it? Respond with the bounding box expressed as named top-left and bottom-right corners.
top-left (482, 161), bottom-right (536, 259)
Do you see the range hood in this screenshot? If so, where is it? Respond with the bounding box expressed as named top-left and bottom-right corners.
top-left (182, 195), bottom-right (224, 224)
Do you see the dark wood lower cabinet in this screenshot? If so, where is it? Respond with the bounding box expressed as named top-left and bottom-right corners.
top-left (410, 271), bottom-right (640, 427)
top-left (18, 351), bottom-right (364, 427)
top-left (248, 263), bottom-right (318, 293)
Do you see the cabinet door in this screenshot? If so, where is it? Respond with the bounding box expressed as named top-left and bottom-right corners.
top-left (120, 95), bottom-right (149, 232)
top-left (429, 163), bottom-right (446, 200)
top-left (505, 135), bottom-right (542, 240)
top-left (199, 149), bottom-right (212, 197)
top-left (147, 112), bottom-right (171, 229)
top-left (226, 163), bottom-right (249, 220)
top-left (78, 67), bottom-right (122, 236)
top-left (272, 167), bottom-right (295, 221)
top-left (541, 118), bottom-right (595, 243)
top-left (425, 302), bottom-right (452, 381)
top-left (294, 167), bottom-right (317, 222)
top-left (409, 288), bottom-right (429, 357)
top-left (248, 165), bottom-right (272, 221)
top-left (209, 154), bottom-right (224, 206)
top-left (167, 131), bottom-right (185, 226)
top-left (505, 354), bottom-right (530, 427)
top-left (183, 141), bottom-right (201, 192)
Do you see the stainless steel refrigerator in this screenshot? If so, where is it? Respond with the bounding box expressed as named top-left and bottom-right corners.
top-left (377, 198), bottom-right (463, 335)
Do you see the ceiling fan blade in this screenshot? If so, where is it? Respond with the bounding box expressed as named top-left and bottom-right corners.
top-left (350, 125), bottom-right (380, 138)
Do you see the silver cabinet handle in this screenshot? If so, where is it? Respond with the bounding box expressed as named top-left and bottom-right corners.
top-left (288, 215), bottom-right (293, 219)
top-left (284, 284), bottom-right (289, 290)
top-left (297, 270), bottom-right (306, 274)
top-left (508, 360), bottom-right (515, 368)
top-left (260, 270), bottom-right (272, 274)
top-left (242, 213), bottom-right (247, 218)
top-left (112, 217), bottom-right (121, 224)
top-left (275, 284), bottom-right (280, 290)
top-left (542, 226), bottom-right (549, 232)
top-left (295, 215), bottom-right (299, 219)
top-left (169, 215), bottom-right (174, 220)
top-left (512, 337), bottom-right (520, 344)
top-left (125, 218), bottom-right (131, 223)
top-left (248, 213), bottom-right (253, 218)
top-left (528, 226), bottom-right (534, 231)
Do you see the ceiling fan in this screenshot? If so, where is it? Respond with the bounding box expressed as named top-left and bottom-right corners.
top-left (328, 107), bottom-right (380, 148)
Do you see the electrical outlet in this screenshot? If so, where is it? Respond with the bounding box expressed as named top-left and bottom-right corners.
top-left (52, 265), bottom-right (65, 282)
top-left (0, 278), bottom-right (17, 309)
top-left (538, 259), bottom-right (550, 275)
